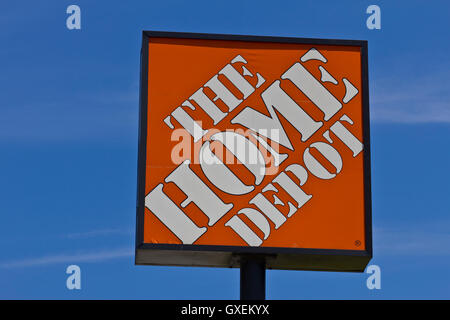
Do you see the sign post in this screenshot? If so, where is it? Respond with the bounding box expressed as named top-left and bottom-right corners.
top-left (135, 31), bottom-right (372, 297)
top-left (240, 255), bottom-right (266, 300)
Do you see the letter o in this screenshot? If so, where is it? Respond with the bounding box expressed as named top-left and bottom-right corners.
top-left (303, 142), bottom-right (342, 179)
top-left (199, 131), bottom-right (265, 195)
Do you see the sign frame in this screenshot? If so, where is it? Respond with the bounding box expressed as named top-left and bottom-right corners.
top-left (135, 31), bottom-right (372, 272)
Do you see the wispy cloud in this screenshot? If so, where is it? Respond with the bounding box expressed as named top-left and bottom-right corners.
top-left (371, 71), bottom-right (450, 124)
top-left (373, 221), bottom-right (450, 256)
top-left (0, 227), bottom-right (135, 269)
top-left (0, 247), bottom-right (133, 269)
top-left (65, 228), bottom-right (133, 239)
top-left (0, 89), bottom-right (138, 142)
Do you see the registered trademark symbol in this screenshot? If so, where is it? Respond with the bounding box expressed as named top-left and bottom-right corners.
top-left (355, 240), bottom-right (361, 247)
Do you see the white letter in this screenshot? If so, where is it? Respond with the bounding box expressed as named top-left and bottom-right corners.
top-left (165, 160), bottom-right (233, 226)
top-left (366, 265), bottom-right (381, 289)
top-left (366, 5), bottom-right (381, 30)
top-left (250, 192), bottom-right (287, 229)
top-left (220, 64), bottom-right (254, 99)
top-left (204, 74), bottom-right (242, 112)
top-left (190, 88), bottom-right (227, 125)
top-left (232, 80), bottom-right (322, 150)
top-left (225, 208), bottom-right (271, 246)
top-left (199, 131), bottom-right (266, 195)
top-left (273, 164), bottom-right (312, 216)
top-left (66, 265), bottom-right (81, 290)
top-left (145, 184), bottom-right (207, 244)
top-left (328, 114), bottom-right (363, 157)
top-left (281, 63), bottom-right (342, 121)
top-left (170, 101), bottom-right (208, 142)
top-left (303, 142), bottom-right (343, 180)
top-left (199, 141), bottom-right (254, 195)
top-left (66, 5), bottom-right (81, 30)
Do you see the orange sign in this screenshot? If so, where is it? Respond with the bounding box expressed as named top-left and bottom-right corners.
top-left (136, 32), bottom-right (372, 271)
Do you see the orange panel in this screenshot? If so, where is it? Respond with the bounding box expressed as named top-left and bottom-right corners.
top-left (142, 36), bottom-right (367, 252)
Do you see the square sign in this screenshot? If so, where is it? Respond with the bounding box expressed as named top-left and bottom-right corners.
top-left (136, 31), bottom-right (372, 271)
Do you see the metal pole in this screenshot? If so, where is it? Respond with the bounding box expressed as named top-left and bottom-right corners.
top-left (240, 255), bottom-right (266, 300)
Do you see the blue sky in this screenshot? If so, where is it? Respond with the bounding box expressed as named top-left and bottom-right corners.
top-left (0, 0), bottom-right (449, 299)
